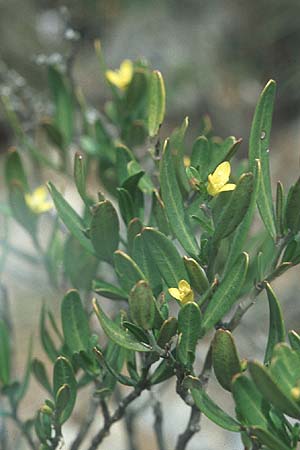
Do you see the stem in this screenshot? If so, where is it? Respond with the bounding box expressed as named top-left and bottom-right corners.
top-left (152, 396), bottom-right (167, 450)
top-left (86, 366), bottom-right (151, 450)
top-left (70, 395), bottom-right (99, 450)
top-left (114, 386), bottom-right (138, 450)
top-left (174, 346), bottom-right (212, 450)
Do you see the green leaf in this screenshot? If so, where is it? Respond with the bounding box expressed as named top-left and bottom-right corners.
top-left (249, 79), bottom-right (276, 240)
top-left (148, 70), bottom-right (166, 137)
top-left (183, 256), bottom-right (209, 294)
top-left (117, 187), bottom-right (135, 225)
top-left (116, 144), bottom-right (134, 185)
top-left (288, 330), bottom-right (300, 353)
top-left (269, 344), bottom-right (300, 407)
top-left (15, 336), bottom-right (33, 404)
top-left (93, 299), bottom-right (151, 352)
top-left (90, 200), bottom-right (119, 263)
top-left (53, 357), bottom-right (77, 424)
top-left (191, 136), bottom-right (210, 180)
top-left (213, 173), bottom-right (254, 242)
top-left (48, 182), bottom-right (94, 255)
top-left (55, 384), bottom-right (71, 423)
top-left (32, 359), bottom-right (52, 394)
top-left (61, 290), bottom-right (90, 354)
top-left (157, 317), bottom-right (178, 348)
top-left (132, 233), bottom-right (163, 295)
top-left (264, 282), bottom-right (285, 364)
top-left (127, 218), bottom-right (143, 255)
top-left (64, 236), bottom-right (98, 291)
top-left (177, 302), bottom-right (202, 366)
top-left (141, 227), bottom-right (188, 287)
top-left (169, 117), bottom-right (190, 192)
top-left (225, 159), bottom-right (261, 270)
top-left (93, 347), bottom-right (136, 387)
top-left (93, 279), bottom-right (128, 300)
top-left (275, 181), bottom-right (285, 237)
top-left (248, 360), bottom-right (300, 419)
top-left (160, 139), bottom-right (199, 256)
top-left (7, 182), bottom-right (37, 237)
top-left (202, 253), bottom-right (249, 332)
top-left (185, 377), bottom-right (240, 432)
top-left (74, 153), bottom-right (88, 204)
top-left (150, 359), bottom-right (175, 385)
top-left (40, 305), bottom-right (59, 363)
top-left (232, 374), bottom-right (269, 428)
top-left (0, 319), bottom-right (10, 385)
top-left (5, 149), bottom-right (28, 190)
top-left (48, 66), bottom-right (73, 145)
top-left (285, 177), bottom-right (300, 234)
top-left (113, 250), bottom-right (145, 293)
top-left (250, 426), bottom-right (292, 450)
top-left (212, 329), bottom-right (241, 392)
top-left (125, 68), bottom-right (148, 113)
top-left (129, 281), bottom-right (156, 330)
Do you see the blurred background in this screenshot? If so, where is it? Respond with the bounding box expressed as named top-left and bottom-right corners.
top-left (1, 1), bottom-right (300, 449)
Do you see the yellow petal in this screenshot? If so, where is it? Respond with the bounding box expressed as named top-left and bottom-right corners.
top-left (181, 291), bottom-right (194, 304)
top-left (168, 288), bottom-right (182, 301)
top-left (119, 59), bottom-right (133, 84)
top-left (32, 186), bottom-right (48, 201)
top-left (105, 70), bottom-right (120, 86)
top-left (178, 280), bottom-right (191, 291)
top-left (207, 176), bottom-right (219, 196)
top-left (218, 183), bottom-right (236, 193)
top-left (211, 161), bottom-right (231, 185)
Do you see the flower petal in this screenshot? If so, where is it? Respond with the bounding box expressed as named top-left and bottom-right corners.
top-left (168, 288), bottom-right (182, 301)
top-left (181, 291), bottom-right (194, 304)
top-left (178, 280), bottom-right (191, 290)
top-left (218, 183), bottom-right (236, 193)
top-left (211, 161), bottom-right (231, 185)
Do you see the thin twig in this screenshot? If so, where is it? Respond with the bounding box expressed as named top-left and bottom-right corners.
top-left (70, 396), bottom-right (99, 450)
top-left (174, 346), bottom-right (213, 450)
top-left (86, 367), bottom-right (151, 450)
top-left (114, 386), bottom-right (138, 450)
top-left (152, 395), bottom-right (167, 450)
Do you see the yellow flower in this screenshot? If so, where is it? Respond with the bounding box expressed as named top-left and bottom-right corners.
top-left (25, 186), bottom-right (53, 214)
top-left (168, 280), bottom-right (194, 305)
top-left (105, 59), bottom-right (133, 89)
top-left (207, 161), bottom-right (236, 196)
top-left (183, 156), bottom-right (191, 167)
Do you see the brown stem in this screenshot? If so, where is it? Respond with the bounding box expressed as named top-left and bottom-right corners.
top-left (86, 367), bottom-right (151, 450)
top-left (70, 396), bottom-right (99, 450)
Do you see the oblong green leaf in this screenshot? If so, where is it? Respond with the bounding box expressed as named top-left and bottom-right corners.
top-left (90, 200), bottom-right (119, 263)
top-left (189, 382), bottom-right (241, 432)
top-left (232, 373), bottom-right (269, 428)
top-left (225, 159), bottom-right (261, 271)
top-left (157, 317), bottom-right (178, 348)
top-left (264, 282), bottom-right (285, 364)
top-left (248, 79), bottom-right (276, 240)
top-left (129, 281), bottom-right (156, 330)
top-left (114, 250), bottom-right (145, 293)
top-left (61, 290), bottom-right (90, 354)
top-left (212, 329), bottom-right (241, 392)
top-left (250, 426), bottom-right (292, 450)
top-left (177, 302), bottom-right (202, 366)
top-left (248, 360), bottom-right (300, 419)
top-left (183, 256), bottom-right (209, 294)
top-left (141, 227), bottom-right (188, 287)
top-left (285, 177), bottom-right (300, 234)
top-left (160, 139), bottom-right (199, 256)
top-left (202, 253), bottom-right (249, 332)
top-left (53, 356), bottom-right (77, 424)
top-left (213, 173), bottom-right (254, 242)
top-left (74, 152), bottom-right (88, 204)
top-left (92, 279), bottom-right (128, 300)
top-left (48, 182), bottom-right (94, 254)
top-left (32, 358), bottom-right (52, 394)
top-left (148, 70), bottom-right (166, 137)
top-left (93, 299), bottom-right (151, 352)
